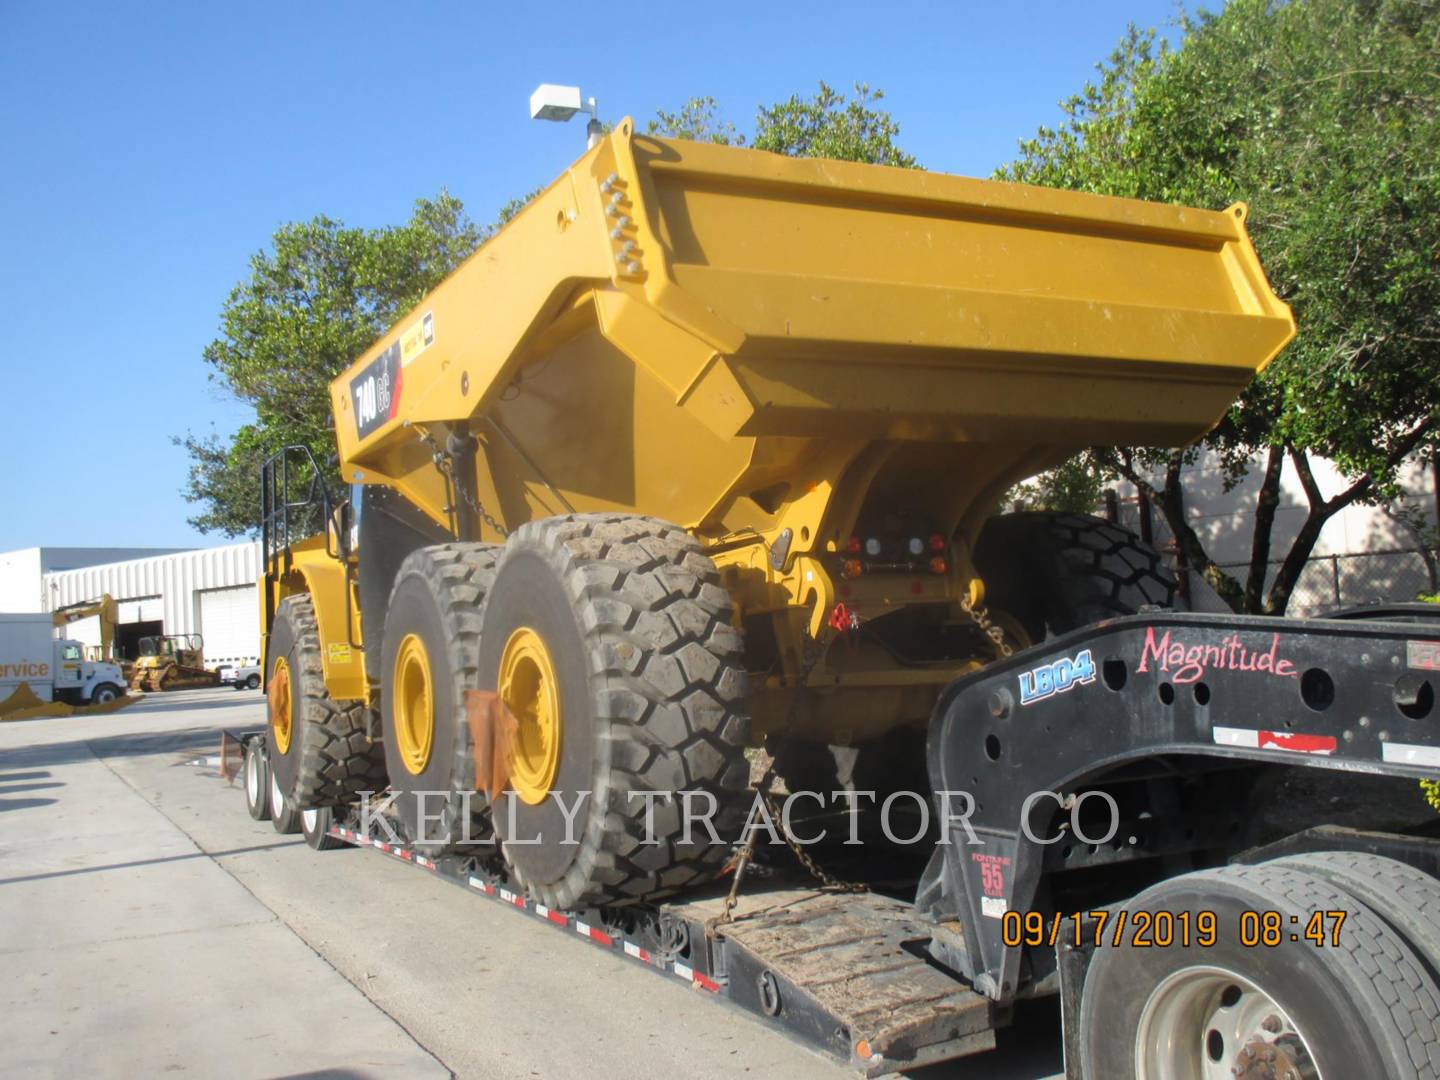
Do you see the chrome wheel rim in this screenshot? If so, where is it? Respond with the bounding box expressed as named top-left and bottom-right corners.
top-left (1135, 965), bottom-right (1321, 1080)
top-left (245, 751), bottom-right (261, 808)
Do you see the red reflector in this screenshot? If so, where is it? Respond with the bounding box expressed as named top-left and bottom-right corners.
top-left (929, 533), bottom-right (946, 552)
top-left (846, 536), bottom-right (862, 554)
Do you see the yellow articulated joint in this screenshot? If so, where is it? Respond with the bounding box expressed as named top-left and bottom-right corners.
top-left (392, 633), bottom-right (435, 776)
top-left (270, 656), bottom-right (293, 755)
top-left (500, 627), bottom-right (562, 805)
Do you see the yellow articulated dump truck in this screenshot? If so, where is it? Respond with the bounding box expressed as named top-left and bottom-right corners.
top-left (247, 120), bottom-right (1440, 1075)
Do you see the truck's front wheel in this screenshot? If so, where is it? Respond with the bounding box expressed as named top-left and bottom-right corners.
top-left (1079, 862), bottom-right (1440, 1078)
top-left (267, 594), bottom-right (386, 812)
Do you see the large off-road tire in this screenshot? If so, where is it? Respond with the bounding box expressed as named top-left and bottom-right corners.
top-left (1079, 862), bottom-right (1440, 1079)
top-left (379, 543), bottom-right (502, 855)
top-left (266, 594), bottom-right (387, 811)
top-left (974, 511), bottom-right (1177, 643)
top-left (478, 514), bottom-right (749, 910)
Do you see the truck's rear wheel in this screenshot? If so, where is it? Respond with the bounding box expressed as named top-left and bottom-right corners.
top-left (1079, 862), bottom-right (1440, 1078)
top-left (244, 740), bottom-right (270, 821)
top-left (300, 806), bottom-right (344, 850)
top-left (378, 543), bottom-right (501, 855)
top-left (269, 767), bottom-right (300, 834)
top-left (267, 594), bottom-right (387, 811)
top-left (479, 514), bottom-right (749, 910)
top-left (974, 512), bottom-right (1177, 641)
top-left (1274, 851), bottom-right (1440, 977)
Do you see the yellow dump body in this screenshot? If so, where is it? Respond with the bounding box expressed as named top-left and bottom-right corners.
top-left (325, 119), bottom-right (1293, 739)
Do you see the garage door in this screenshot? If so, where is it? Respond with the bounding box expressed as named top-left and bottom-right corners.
top-left (118, 596), bottom-right (162, 623)
top-left (199, 586), bottom-right (259, 666)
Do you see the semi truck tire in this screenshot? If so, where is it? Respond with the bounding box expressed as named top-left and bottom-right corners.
top-left (300, 806), bottom-right (345, 851)
top-left (477, 514), bottom-right (749, 910)
top-left (973, 512), bottom-right (1177, 642)
top-left (270, 766), bottom-right (301, 834)
top-left (1078, 862), bottom-right (1440, 1079)
top-left (267, 594), bottom-right (387, 811)
top-left (378, 543), bottom-right (502, 854)
top-left (1273, 851), bottom-right (1440, 979)
top-left (244, 739), bottom-right (271, 821)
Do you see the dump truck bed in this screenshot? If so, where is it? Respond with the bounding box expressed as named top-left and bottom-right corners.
top-left (329, 120), bottom-right (1293, 544)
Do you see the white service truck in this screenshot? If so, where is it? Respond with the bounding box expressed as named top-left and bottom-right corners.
top-left (0, 614), bottom-right (126, 706)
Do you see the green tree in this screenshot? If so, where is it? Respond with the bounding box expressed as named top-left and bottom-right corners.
top-left (1001, 0), bottom-right (1440, 614)
top-left (649, 82), bottom-right (918, 167)
top-left (180, 192), bottom-right (486, 534)
top-left (189, 82), bottom-right (915, 535)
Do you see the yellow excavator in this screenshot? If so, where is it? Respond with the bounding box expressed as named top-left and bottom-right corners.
top-left (129, 634), bottom-right (220, 692)
top-left (51, 593), bottom-right (120, 662)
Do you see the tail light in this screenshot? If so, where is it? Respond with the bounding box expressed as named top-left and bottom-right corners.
top-left (846, 536), bottom-right (862, 554)
top-left (843, 559), bottom-right (864, 579)
top-left (929, 556), bottom-right (948, 575)
top-left (929, 533), bottom-right (947, 552)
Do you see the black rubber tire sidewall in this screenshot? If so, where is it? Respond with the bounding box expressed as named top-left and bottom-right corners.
top-left (266, 601), bottom-right (306, 797)
top-left (246, 673), bottom-right (260, 691)
top-left (380, 571), bottom-right (465, 847)
top-left (1081, 873), bottom-right (1426, 1078)
top-left (477, 548), bottom-right (598, 888)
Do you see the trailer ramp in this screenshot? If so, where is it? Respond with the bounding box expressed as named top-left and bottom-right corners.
top-left (680, 888), bottom-right (995, 1073)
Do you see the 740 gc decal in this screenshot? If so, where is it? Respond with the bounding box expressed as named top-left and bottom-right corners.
top-left (1019, 649), bottom-right (1096, 706)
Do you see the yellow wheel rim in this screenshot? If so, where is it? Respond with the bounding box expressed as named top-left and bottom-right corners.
top-left (393, 633), bottom-right (435, 775)
top-left (270, 656), bottom-right (292, 755)
top-left (500, 627), bottom-right (562, 805)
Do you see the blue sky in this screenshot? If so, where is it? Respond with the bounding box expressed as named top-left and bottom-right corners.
top-left (0, 0), bottom-right (1182, 551)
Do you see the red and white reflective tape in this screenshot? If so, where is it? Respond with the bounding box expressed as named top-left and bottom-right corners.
top-left (1213, 726), bottom-right (1336, 756)
top-left (415, 854), bottom-right (435, 870)
top-left (467, 875), bottom-right (496, 896)
top-left (671, 962), bottom-right (721, 993)
top-left (534, 904), bottom-right (568, 926)
top-left (1382, 742), bottom-right (1440, 769)
top-left (623, 941), bottom-right (653, 963)
top-left (575, 921), bottom-right (614, 947)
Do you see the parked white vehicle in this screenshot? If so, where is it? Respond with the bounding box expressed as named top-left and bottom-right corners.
top-left (0, 614), bottom-right (126, 706)
top-left (216, 662), bottom-right (261, 690)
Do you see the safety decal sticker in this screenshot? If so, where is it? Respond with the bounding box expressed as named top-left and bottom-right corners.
top-left (399, 310), bottom-right (434, 367)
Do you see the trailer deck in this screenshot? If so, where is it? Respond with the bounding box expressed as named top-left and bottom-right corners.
top-left (318, 810), bottom-right (996, 1075)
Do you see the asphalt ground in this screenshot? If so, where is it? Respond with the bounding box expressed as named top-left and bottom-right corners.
top-left (0, 686), bottom-right (1063, 1079)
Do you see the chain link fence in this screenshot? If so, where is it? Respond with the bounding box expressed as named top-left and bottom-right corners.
top-left (1103, 496), bottom-right (1437, 616)
top-left (1213, 549), bottom-right (1438, 617)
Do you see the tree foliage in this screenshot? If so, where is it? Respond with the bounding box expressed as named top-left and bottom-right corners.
top-left (649, 82), bottom-right (918, 167)
top-left (190, 84), bottom-right (916, 535)
top-left (1001, 0), bottom-right (1440, 613)
top-left (180, 193), bottom-right (486, 534)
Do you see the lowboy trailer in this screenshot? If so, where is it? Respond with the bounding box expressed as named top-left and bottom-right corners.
top-left (242, 601), bottom-right (1440, 1076)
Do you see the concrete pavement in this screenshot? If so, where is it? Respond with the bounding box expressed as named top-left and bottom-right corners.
top-left (0, 688), bottom-right (1063, 1079)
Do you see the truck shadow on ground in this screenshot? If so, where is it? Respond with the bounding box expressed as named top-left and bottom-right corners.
top-left (0, 838), bottom-right (305, 886)
top-left (0, 724), bottom-right (230, 770)
top-left (0, 766), bottom-right (60, 813)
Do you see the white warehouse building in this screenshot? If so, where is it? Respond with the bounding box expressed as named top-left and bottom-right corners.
top-left (41, 542), bottom-right (262, 668)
